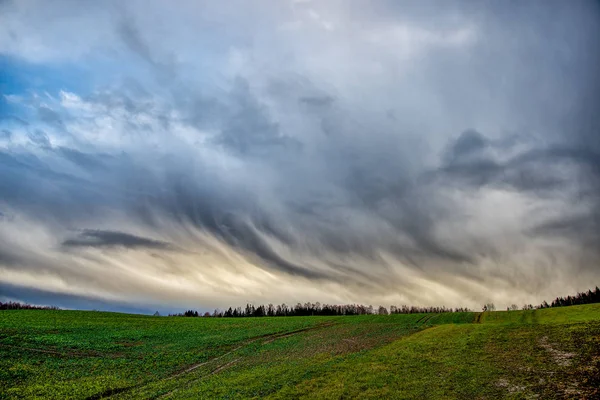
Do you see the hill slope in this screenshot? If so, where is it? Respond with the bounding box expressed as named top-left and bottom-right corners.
top-left (1, 305), bottom-right (598, 399)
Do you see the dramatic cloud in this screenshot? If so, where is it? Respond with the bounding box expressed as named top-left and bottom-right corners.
top-left (62, 230), bottom-right (174, 250)
top-left (0, 0), bottom-right (599, 312)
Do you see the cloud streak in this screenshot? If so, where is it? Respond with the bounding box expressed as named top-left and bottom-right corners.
top-left (62, 230), bottom-right (174, 250)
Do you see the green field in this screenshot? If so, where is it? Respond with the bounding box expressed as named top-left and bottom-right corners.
top-left (1, 305), bottom-right (599, 399)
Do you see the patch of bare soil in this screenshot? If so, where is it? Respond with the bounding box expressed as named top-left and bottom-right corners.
top-left (539, 336), bottom-right (576, 367)
top-left (495, 378), bottom-right (527, 394)
top-left (535, 330), bottom-right (600, 399)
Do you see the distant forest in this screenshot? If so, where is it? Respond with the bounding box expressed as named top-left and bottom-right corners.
top-left (2, 286), bottom-right (598, 315)
top-left (0, 301), bottom-right (59, 311)
top-left (537, 286), bottom-right (600, 309)
top-left (171, 286), bottom-right (600, 318)
top-left (170, 304), bottom-right (472, 318)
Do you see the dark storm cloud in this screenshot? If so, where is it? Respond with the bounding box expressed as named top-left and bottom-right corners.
top-left (436, 128), bottom-right (600, 265)
top-left (299, 95), bottom-right (335, 108)
top-left (442, 130), bottom-right (488, 164)
top-left (438, 131), bottom-right (600, 195)
top-left (117, 18), bottom-right (154, 66)
top-left (531, 215), bottom-right (599, 241)
top-left (0, 249), bottom-right (20, 267)
top-left (1, 0), bottom-right (600, 310)
top-left (37, 106), bottom-right (64, 129)
top-left (216, 216), bottom-right (332, 279)
top-left (214, 78), bottom-right (302, 156)
top-left (0, 135), bottom-right (320, 280)
top-left (28, 129), bottom-right (50, 147)
top-left (62, 229), bottom-right (173, 250)
top-left (56, 147), bottom-right (111, 171)
top-left (128, 170), bottom-right (331, 280)
top-left (116, 15), bottom-right (177, 83)
top-left (0, 149), bottom-right (113, 224)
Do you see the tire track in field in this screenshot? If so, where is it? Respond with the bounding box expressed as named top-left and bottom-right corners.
top-left (88, 321), bottom-right (338, 399)
top-left (156, 359), bottom-right (241, 400)
top-left (0, 343), bottom-right (105, 358)
top-left (167, 321), bottom-right (337, 380)
top-left (152, 322), bottom-right (338, 399)
top-left (416, 314), bottom-right (435, 326)
top-left (475, 312), bottom-right (484, 323)
top-left (84, 385), bottom-right (141, 400)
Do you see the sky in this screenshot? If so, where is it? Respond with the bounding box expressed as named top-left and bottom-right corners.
top-left (0, 0), bottom-right (599, 314)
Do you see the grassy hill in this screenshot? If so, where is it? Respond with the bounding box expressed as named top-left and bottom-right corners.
top-left (1, 304), bottom-right (598, 399)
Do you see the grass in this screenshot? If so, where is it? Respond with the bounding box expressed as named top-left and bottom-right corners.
top-left (1, 305), bottom-right (599, 399)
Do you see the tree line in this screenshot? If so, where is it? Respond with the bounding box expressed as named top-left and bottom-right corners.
top-left (3, 287), bottom-right (598, 315)
top-left (537, 286), bottom-right (600, 309)
top-left (169, 302), bottom-right (472, 318)
top-left (170, 286), bottom-right (600, 318)
top-left (500, 287), bottom-right (600, 311)
top-left (0, 301), bottom-right (60, 310)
